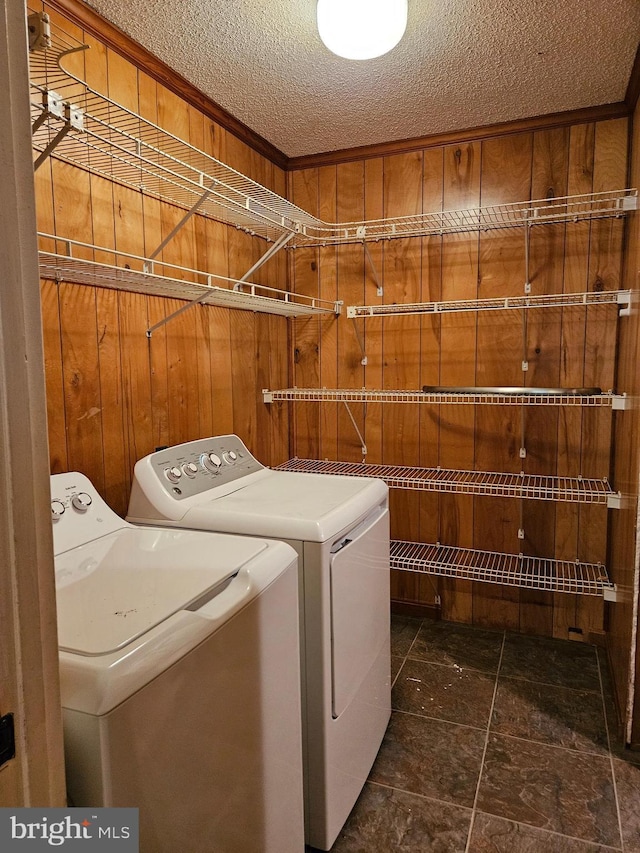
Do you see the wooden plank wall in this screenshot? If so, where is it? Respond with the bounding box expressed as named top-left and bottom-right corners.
top-left (289, 118), bottom-right (629, 639)
top-left (34, 4), bottom-right (290, 518)
top-left (609, 98), bottom-right (640, 744)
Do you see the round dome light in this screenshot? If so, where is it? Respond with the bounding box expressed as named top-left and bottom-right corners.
top-left (317, 0), bottom-right (408, 61)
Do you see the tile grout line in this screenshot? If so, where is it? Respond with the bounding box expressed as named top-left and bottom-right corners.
top-left (597, 648), bottom-right (626, 852)
top-left (463, 630), bottom-right (506, 853)
top-left (366, 779), bottom-right (474, 814)
top-left (390, 617), bottom-right (424, 690)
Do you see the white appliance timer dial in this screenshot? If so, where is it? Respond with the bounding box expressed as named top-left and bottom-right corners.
top-left (51, 499), bottom-right (65, 520)
top-left (164, 466), bottom-right (182, 484)
top-left (71, 492), bottom-right (92, 512)
top-left (201, 452), bottom-right (222, 473)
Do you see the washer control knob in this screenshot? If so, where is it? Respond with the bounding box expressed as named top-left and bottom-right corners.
top-left (164, 466), bottom-right (182, 484)
top-left (182, 462), bottom-right (198, 479)
top-left (71, 492), bottom-right (92, 512)
top-left (223, 450), bottom-right (238, 464)
top-left (51, 500), bottom-right (66, 521)
top-left (201, 452), bottom-right (222, 473)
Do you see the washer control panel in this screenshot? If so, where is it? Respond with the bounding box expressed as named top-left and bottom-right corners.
top-left (50, 471), bottom-right (127, 555)
top-left (144, 435), bottom-right (264, 500)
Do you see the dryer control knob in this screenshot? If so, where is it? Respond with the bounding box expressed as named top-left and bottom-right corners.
top-left (224, 450), bottom-right (238, 464)
top-left (51, 499), bottom-right (66, 521)
top-left (182, 462), bottom-right (198, 478)
top-left (201, 452), bottom-right (222, 473)
top-left (164, 466), bottom-right (182, 484)
top-left (71, 492), bottom-right (92, 512)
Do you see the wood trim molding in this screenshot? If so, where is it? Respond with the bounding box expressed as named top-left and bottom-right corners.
top-left (626, 42), bottom-right (640, 111)
top-left (288, 102), bottom-right (631, 170)
top-left (45, 0), bottom-right (288, 170)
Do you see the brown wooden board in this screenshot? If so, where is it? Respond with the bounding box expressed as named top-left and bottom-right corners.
top-left (438, 141), bottom-right (481, 622)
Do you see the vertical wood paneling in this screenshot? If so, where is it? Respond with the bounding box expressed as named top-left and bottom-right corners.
top-left (318, 164), bottom-right (339, 461)
top-left (96, 289), bottom-right (128, 515)
top-left (417, 149), bottom-right (444, 603)
top-left (438, 142), bottom-right (481, 622)
top-left (519, 128), bottom-right (569, 636)
top-left (473, 134), bottom-right (533, 630)
top-left (118, 293), bottom-right (153, 472)
top-left (291, 168), bottom-right (321, 459)
top-left (362, 159), bottom-right (384, 465)
top-left (40, 282), bottom-right (68, 473)
top-left (382, 152), bottom-right (423, 603)
top-left (336, 161), bottom-right (366, 463)
top-left (553, 123), bottom-right (594, 637)
top-left (58, 283), bottom-right (104, 490)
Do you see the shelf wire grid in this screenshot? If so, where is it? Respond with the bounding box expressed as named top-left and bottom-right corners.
top-left (37, 235), bottom-right (341, 317)
top-left (347, 290), bottom-right (632, 318)
top-left (28, 20), bottom-right (637, 249)
top-left (274, 458), bottom-right (617, 504)
top-left (263, 387), bottom-right (620, 407)
top-left (390, 541), bottom-right (613, 596)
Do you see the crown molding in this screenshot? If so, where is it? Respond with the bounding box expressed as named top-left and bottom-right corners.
top-left (287, 102), bottom-right (631, 170)
top-left (625, 42), bottom-right (640, 111)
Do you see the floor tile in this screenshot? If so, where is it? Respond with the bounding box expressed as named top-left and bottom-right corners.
top-left (409, 620), bottom-right (504, 673)
top-left (369, 711), bottom-right (485, 808)
top-left (329, 782), bottom-right (471, 853)
top-left (391, 616), bottom-right (423, 657)
top-left (491, 676), bottom-right (608, 755)
top-left (476, 734), bottom-right (620, 847)
top-left (500, 633), bottom-right (600, 692)
top-left (393, 658), bottom-right (495, 728)
top-left (611, 758), bottom-right (640, 851)
top-left (468, 812), bottom-right (621, 852)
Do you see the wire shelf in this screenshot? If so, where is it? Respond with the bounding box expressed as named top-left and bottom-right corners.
top-left (29, 21), bottom-right (317, 243)
top-left (291, 189), bottom-right (637, 247)
top-left (38, 235), bottom-right (341, 317)
top-left (390, 540), bottom-right (613, 596)
top-left (346, 290), bottom-right (633, 318)
top-left (263, 387), bottom-right (624, 407)
top-left (274, 458), bottom-right (620, 506)
top-left (28, 19), bottom-right (637, 249)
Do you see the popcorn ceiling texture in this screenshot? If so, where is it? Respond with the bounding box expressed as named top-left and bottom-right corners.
top-left (86, 0), bottom-right (640, 158)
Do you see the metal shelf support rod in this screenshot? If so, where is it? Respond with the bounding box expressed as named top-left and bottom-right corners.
top-left (363, 242), bottom-right (383, 296)
top-left (146, 231), bottom-right (295, 336)
top-left (33, 123), bottom-right (71, 170)
top-left (147, 182), bottom-right (218, 262)
top-left (236, 231), bottom-right (294, 287)
top-left (342, 402), bottom-right (367, 459)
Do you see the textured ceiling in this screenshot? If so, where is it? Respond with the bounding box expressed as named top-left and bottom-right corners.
top-left (85, 0), bottom-right (640, 159)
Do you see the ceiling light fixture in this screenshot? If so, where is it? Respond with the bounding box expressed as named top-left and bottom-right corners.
top-left (317, 0), bottom-right (408, 61)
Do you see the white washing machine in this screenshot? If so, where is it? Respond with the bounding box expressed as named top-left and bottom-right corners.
top-left (127, 435), bottom-right (391, 851)
top-left (51, 471), bottom-right (305, 853)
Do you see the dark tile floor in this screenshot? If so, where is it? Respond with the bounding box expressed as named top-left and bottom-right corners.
top-left (317, 616), bottom-right (640, 852)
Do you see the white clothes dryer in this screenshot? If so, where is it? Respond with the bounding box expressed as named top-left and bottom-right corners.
top-left (51, 471), bottom-right (305, 853)
top-left (127, 435), bottom-right (391, 851)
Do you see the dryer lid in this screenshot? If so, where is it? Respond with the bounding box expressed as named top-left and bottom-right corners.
top-left (183, 470), bottom-right (388, 542)
top-left (55, 527), bottom-right (266, 656)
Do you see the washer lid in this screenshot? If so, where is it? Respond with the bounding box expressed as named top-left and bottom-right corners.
top-left (55, 527), bottom-right (267, 656)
